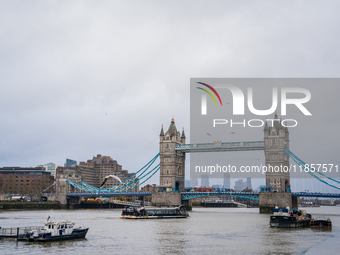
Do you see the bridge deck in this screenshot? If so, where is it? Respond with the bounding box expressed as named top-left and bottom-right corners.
top-left (66, 191), bottom-right (340, 199)
top-left (175, 141), bottom-right (265, 152)
top-left (67, 192), bottom-right (152, 197)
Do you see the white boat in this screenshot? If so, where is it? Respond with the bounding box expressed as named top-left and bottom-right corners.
top-left (19, 220), bottom-right (88, 242)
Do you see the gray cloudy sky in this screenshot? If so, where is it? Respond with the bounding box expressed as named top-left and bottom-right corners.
top-left (1, 1), bottom-right (340, 188)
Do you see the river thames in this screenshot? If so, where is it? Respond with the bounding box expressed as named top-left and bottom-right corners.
top-left (1, 206), bottom-right (340, 254)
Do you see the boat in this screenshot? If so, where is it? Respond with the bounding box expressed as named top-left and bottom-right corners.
top-left (270, 206), bottom-right (312, 228)
top-left (121, 205), bottom-right (189, 219)
top-left (310, 217), bottom-right (332, 228)
top-left (18, 219), bottom-right (89, 242)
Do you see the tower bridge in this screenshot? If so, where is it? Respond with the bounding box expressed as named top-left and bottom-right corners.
top-left (63, 114), bottom-right (340, 212)
top-left (155, 113), bottom-right (292, 212)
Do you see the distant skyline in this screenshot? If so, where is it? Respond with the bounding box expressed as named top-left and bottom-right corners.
top-left (1, 1), bottom-right (340, 192)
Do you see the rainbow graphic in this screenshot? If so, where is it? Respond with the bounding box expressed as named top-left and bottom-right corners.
top-left (196, 82), bottom-right (223, 106)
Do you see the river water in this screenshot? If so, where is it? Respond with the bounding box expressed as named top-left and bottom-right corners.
top-left (1, 206), bottom-right (340, 254)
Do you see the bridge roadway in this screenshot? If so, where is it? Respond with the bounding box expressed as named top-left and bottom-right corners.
top-left (67, 191), bottom-right (340, 200)
top-left (175, 141), bottom-right (265, 153)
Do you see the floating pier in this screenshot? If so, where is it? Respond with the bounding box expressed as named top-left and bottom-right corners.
top-left (0, 226), bottom-right (42, 239)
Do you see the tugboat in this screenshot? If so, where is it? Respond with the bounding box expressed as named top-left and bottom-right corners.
top-left (121, 205), bottom-right (189, 219)
top-left (19, 218), bottom-right (89, 242)
top-left (310, 217), bottom-right (332, 228)
top-left (270, 206), bottom-right (312, 228)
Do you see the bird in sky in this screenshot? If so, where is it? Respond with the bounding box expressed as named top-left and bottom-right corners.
top-left (230, 132), bottom-right (236, 134)
top-left (100, 175), bottom-right (122, 188)
top-left (207, 133), bottom-right (211, 136)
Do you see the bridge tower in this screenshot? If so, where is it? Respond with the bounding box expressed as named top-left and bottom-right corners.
top-left (260, 112), bottom-right (295, 213)
top-left (264, 112), bottom-right (291, 192)
top-left (159, 117), bottom-right (186, 192)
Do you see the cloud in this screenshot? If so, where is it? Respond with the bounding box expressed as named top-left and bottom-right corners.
top-left (0, 1), bottom-right (339, 187)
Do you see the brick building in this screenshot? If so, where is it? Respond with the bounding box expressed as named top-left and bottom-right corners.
top-left (140, 184), bottom-right (157, 192)
top-left (56, 154), bottom-right (139, 192)
top-left (0, 167), bottom-right (54, 195)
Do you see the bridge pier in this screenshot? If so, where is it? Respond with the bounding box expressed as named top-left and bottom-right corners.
top-left (259, 193), bottom-right (293, 213)
top-left (151, 192), bottom-right (191, 210)
top-left (151, 192), bottom-right (182, 206)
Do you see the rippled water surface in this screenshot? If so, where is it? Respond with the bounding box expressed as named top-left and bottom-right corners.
top-left (1, 206), bottom-right (340, 254)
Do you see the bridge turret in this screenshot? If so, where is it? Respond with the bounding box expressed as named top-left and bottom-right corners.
top-left (160, 124), bottom-right (165, 142)
top-left (181, 127), bottom-right (186, 144)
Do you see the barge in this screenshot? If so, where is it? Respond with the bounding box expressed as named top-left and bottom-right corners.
top-left (270, 206), bottom-right (312, 228)
top-left (121, 205), bottom-right (188, 219)
top-left (310, 218), bottom-right (332, 228)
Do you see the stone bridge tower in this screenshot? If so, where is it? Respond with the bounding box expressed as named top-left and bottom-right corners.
top-left (264, 112), bottom-right (291, 192)
top-left (159, 117), bottom-right (186, 192)
top-left (260, 112), bottom-right (295, 213)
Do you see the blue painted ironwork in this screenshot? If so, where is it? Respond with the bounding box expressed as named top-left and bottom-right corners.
top-left (175, 141), bottom-right (265, 153)
top-left (292, 192), bottom-right (340, 198)
top-left (106, 164), bottom-right (160, 192)
top-left (101, 153), bottom-right (159, 192)
top-left (284, 148), bottom-right (340, 191)
top-left (66, 191), bottom-right (340, 199)
top-left (67, 192), bottom-right (152, 197)
top-left (123, 165), bottom-right (160, 192)
top-left (67, 154), bottom-right (160, 193)
top-left (181, 192), bottom-right (260, 201)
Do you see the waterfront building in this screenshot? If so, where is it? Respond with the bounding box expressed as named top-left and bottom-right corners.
top-left (0, 167), bottom-right (54, 195)
top-left (140, 184), bottom-right (157, 192)
top-left (57, 154), bottom-right (139, 192)
top-left (43, 162), bottom-right (57, 177)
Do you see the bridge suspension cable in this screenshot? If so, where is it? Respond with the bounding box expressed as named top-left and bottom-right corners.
top-left (67, 153), bottom-right (160, 193)
top-left (284, 148), bottom-right (340, 191)
top-left (99, 153), bottom-right (159, 192)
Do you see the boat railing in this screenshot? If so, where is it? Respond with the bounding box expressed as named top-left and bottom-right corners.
top-left (0, 226), bottom-right (43, 238)
top-left (110, 200), bottom-right (150, 207)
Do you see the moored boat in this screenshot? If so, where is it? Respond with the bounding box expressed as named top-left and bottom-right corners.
top-left (310, 218), bottom-right (332, 228)
top-left (121, 205), bottom-right (189, 219)
top-left (18, 219), bottom-right (88, 242)
top-left (270, 206), bottom-right (312, 228)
